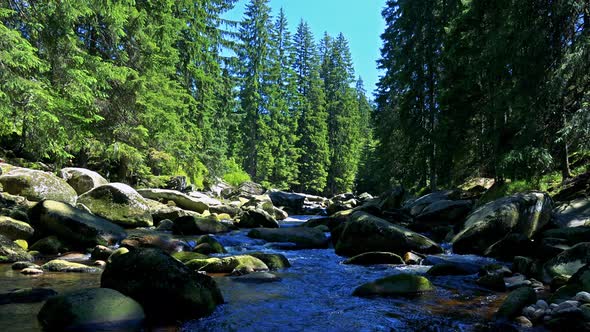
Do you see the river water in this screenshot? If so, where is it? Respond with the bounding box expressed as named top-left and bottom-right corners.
top-left (0, 216), bottom-right (506, 332)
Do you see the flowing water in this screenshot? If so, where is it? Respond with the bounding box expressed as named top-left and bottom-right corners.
top-left (0, 216), bottom-right (506, 332)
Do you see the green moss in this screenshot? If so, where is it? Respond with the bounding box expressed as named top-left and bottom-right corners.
top-left (495, 287), bottom-right (536, 320)
top-left (185, 255), bottom-right (268, 275)
top-left (353, 273), bottom-right (433, 297)
top-left (172, 251), bottom-right (209, 263)
top-left (248, 252), bottom-right (291, 270)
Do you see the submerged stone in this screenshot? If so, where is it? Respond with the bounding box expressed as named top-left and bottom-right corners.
top-left (353, 273), bottom-right (434, 297)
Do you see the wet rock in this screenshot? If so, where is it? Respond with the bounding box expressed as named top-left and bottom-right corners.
top-left (225, 181), bottom-right (265, 199)
top-left (59, 167), bottom-right (108, 195)
top-left (248, 252), bottom-right (291, 270)
top-left (248, 227), bottom-right (329, 249)
top-left (13, 239), bottom-right (27, 250)
top-left (403, 252), bottom-right (425, 265)
top-left (185, 255), bottom-right (269, 275)
top-left (334, 211), bottom-right (442, 257)
top-left (477, 273), bottom-right (506, 291)
top-left (78, 183), bottom-right (153, 228)
top-left (93, 260), bottom-right (106, 268)
top-left (91, 245), bottom-right (114, 261)
top-left (415, 199), bottom-right (473, 224)
top-left (41, 259), bottom-right (100, 273)
top-left (452, 192), bottom-right (552, 256)
top-left (513, 256), bottom-right (536, 277)
top-left (375, 187), bottom-right (406, 212)
top-left (239, 209), bottom-right (279, 228)
top-left (38, 288), bottom-right (144, 331)
top-left (495, 287), bottom-right (537, 320)
top-left (121, 231), bottom-right (187, 254)
top-left (543, 242), bottom-right (590, 283)
top-left (404, 190), bottom-right (460, 216)
top-left (29, 236), bottom-right (65, 255)
top-left (543, 227), bottom-right (590, 246)
top-left (101, 248), bottom-right (223, 322)
top-left (427, 263), bottom-right (473, 276)
top-left (137, 189), bottom-right (210, 213)
top-left (353, 273), bottom-right (434, 297)
top-left (232, 271), bottom-right (282, 284)
top-left (0, 216), bottom-right (34, 240)
top-left (514, 316), bottom-right (533, 328)
top-left (11, 261), bottom-right (39, 270)
top-left (210, 204), bottom-right (241, 218)
top-left (575, 291), bottom-right (590, 304)
top-left (0, 234), bottom-right (32, 262)
top-left (0, 288), bottom-right (57, 305)
top-left (172, 215), bottom-right (229, 235)
top-left (194, 235), bottom-right (226, 254)
top-left (553, 171), bottom-right (590, 202)
top-left (268, 190), bottom-right (305, 213)
top-left (0, 168), bottom-right (77, 204)
top-left (553, 197), bottom-right (590, 228)
top-left (156, 218), bottom-right (174, 231)
top-left (108, 247), bottom-right (129, 263)
top-left (171, 251), bottom-right (209, 263)
top-left (28, 200), bottom-right (127, 247)
top-left (272, 207), bottom-right (289, 221)
top-left (343, 252), bottom-right (405, 266)
top-left (21, 267), bottom-right (44, 275)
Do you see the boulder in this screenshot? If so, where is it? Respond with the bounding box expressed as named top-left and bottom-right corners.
top-left (194, 235), bottom-right (226, 254)
top-left (334, 211), bottom-right (442, 257)
top-left (0, 216), bottom-right (34, 240)
top-left (405, 190), bottom-right (460, 217)
top-left (121, 231), bottom-right (187, 254)
top-left (353, 273), bottom-right (434, 297)
top-left (137, 188), bottom-right (210, 213)
top-left (553, 171), bottom-right (590, 202)
top-left (209, 204), bottom-right (241, 218)
top-left (232, 272), bottom-right (282, 284)
top-left (188, 191), bottom-right (222, 206)
top-left (543, 242), bottom-right (590, 283)
top-left (0, 234), bottom-right (32, 262)
top-left (78, 183), bottom-right (153, 228)
top-left (343, 252), bottom-right (405, 265)
top-left (495, 287), bottom-right (537, 320)
top-left (91, 245), bottom-right (114, 261)
top-left (427, 263), bottom-right (473, 276)
top-left (41, 259), bottom-right (101, 273)
top-left (543, 227), bottom-right (590, 246)
top-left (101, 248), bottom-right (223, 322)
top-left (172, 215), bottom-right (229, 235)
top-left (171, 251), bottom-right (209, 263)
top-left (30, 236), bottom-right (65, 254)
top-left (0, 288), bottom-right (57, 305)
top-left (239, 209), bottom-right (279, 228)
top-left (28, 200), bottom-right (127, 248)
top-left (185, 255), bottom-right (268, 275)
top-left (452, 192), bottom-right (552, 255)
top-left (248, 252), bottom-right (291, 270)
top-left (553, 197), bottom-right (590, 228)
top-left (38, 288), bottom-right (144, 331)
top-left (248, 227), bottom-right (329, 249)
top-left (268, 190), bottom-right (306, 213)
top-left (59, 167), bottom-right (108, 195)
top-left (414, 200), bottom-right (473, 223)
top-left (0, 168), bottom-right (77, 204)
top-left (147, 200), bottom-right (200, 224)
top-left (423, 255), bottom-right (492, 275)
top-left (230, 181), bottom-right (265, 198)
top-left (242, 195), bottom-right (276, 216)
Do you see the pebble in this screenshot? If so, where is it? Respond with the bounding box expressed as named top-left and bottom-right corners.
top-left (515, 316), bottom-right (533, 328)
top-left (575, 292), bottom-right (590, 304)
top-left (536, 300), bottom-right (549, 310)
top-left (21, 268), bottom-right (43, 275)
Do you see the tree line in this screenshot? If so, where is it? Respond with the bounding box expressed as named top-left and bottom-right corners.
top-left (371, 0), bottom-right (590, 193)
top-left (0, 0), bottom-right (372, 195)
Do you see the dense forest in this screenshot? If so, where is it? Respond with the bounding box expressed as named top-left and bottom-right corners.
top-left (0, 0), bottom-right (589, 196)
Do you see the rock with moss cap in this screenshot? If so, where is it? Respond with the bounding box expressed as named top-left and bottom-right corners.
top-left (0, 216), bottom-right (34, 240)
top-left (248, 227), bottom-right (329, 249)
top-left (194, 235), bottom-right (226, 254)
top-left (37, 288), bottom-right (144, 331)
top-left (495, 287), bottom-right (537, 320)
top-left (42, 259), bottom-right (101, 273)
top-left (137, 188), bottom-right (210, 213)
top-left (28, 200), bottom-right (127, 248)
top-left (248, 252), bottom-right (291, 270)
top-left (0, 168), bottom-right (77, 204)
top-left (353, 273), bottom-right (434, 297)
top-left (452, 192), bottom-right (552, 256)
top-left (78, 183), bottom-right (153, 228)
top-left (172, 251), bottom-right (209, 263)
top-left (0, 234), bottom-right (32, 262)
top-left (343, 252), bottom-right (405, 266)
top-left (101, 248), bottom-right (223, 322)
top-left (334, 211), bottom-right (442, 257)
top-left (185, 255), bottom-right (269, 275)
top-left (59, 167), bottom-right (108, 195)
top-left (30, 236), bottom-right (66, 255)
top-left (172, 215), bottom-right (229, 235)
top-left (239, 209), bottom-right (279, 228)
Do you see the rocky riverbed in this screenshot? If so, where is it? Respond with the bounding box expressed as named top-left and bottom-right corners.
top-left (0, 162), bottom-right (589, 331)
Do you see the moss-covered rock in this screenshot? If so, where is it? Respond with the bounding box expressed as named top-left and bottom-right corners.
top-left (495, 287), bottom-right (536, 320)
top-left (353, 273), bottom-right (434, 297)
top-left (30, 236), bottom-right (65, 254)
top-left (248, 227), bottom-right (329, 249)
top-left (239, 209), bottom-right (279, 228)
top-left (78, 183), bottom-right (153, 228)
top-left (343, 252), bottom-right (405, 266)
top-left (172, 215), bottom-right (229, 235)
top-left (59, 167), bottom-right (108, 195)
top-left (121, 230), bottom-right (187, 254)
top-left (137, 188), bottom-right (209, 213)
top-left (248, 252), bottom-right (291, 270)
top-left (0, 168), bottom-right (77, 204)
top-left (108, 247), bottom-right (129, 263)
top-left (0, 234), bottom-right (32, 262)
top-left (28, 200), bottom-right (127, 248)
top-left (334, 211), bottom-right (442, 257)
top-left (0, 216), bottom-right (34, 240)
top-left (13, 239), bottom-right (27, 250)
top-left (101, 248), bottom-right (223, 322)
top-left (185, 255), bottom-right (269, 275)
top-left (195, 235), bottom-right (226, 254)
top-left (452, 192), bottom-right (552, 256)
top-left (37, 288), bottom-right (144, 331)
top-left (543, 242), bottom-right (590, 283)
top-left (42, 259), bottom-right (101, 273)
top-left (172, 251), bottom-right (209, 263)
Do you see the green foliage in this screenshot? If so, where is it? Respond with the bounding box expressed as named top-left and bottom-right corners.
top-left (222, 159), bottom-right (251, 186)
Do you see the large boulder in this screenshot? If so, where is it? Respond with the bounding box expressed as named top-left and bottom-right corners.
top-left (0, 216), bottom-right (34, 240)
top-left (553, 197), bottom-right (590, 228)
top-left (78, 183), bottom-right (153, 228)
top-left (188, 191), bottom-right (222, 207)
top-left (239, 209), bottom-right (279, 228)
top-left (0, 168), bottom-right (77, 204)
top-left (172, 215), bottom-right (229, 235)
top-left (414, 199), bottom-right (473, 224)
top-left (28, 200), bottom-right (127, 248)
top-left (374, 187), bottom-right (406, 212)
top-left (185, 255), bottom-right (268, 275)
top-left (268, 190), bottom-right (305, 213)
top-left (353, 273), bottom-right (433, 297)
top-left (405, 190), bottom-right (460, 216)
top-left (38, 288), bottom-right (145, 331)
top-left (452, 192), bottom-right (552, 255)
top-left (334, 211), bottom-right (442, 257)
top-left (101, 248), bottom-right (223, 322)
top-left (0, 234), bottom-right (32, 262)
top-left (495, 287), bottom-right (537, 320)
top-left (228, 181), bottom-right (265, 198)
top-left (247, 252), bottom-right (290, 270)
top-left (553, 171), bottom-right (589, 202)
top-left (59, 167), bottom-right (108, 195)
top-left (247, 227), bottom-right (329, 249)
top-left (137, 189), bottom-right (210, 214)
top-left (543, 242), bottom-right (590, 283)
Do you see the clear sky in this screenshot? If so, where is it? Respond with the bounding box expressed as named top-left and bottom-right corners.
top-left (225, 0), bottom-right (387, 95)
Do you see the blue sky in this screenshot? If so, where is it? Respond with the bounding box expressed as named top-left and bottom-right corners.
top-left (225, 0), bottom-right (387, 95)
